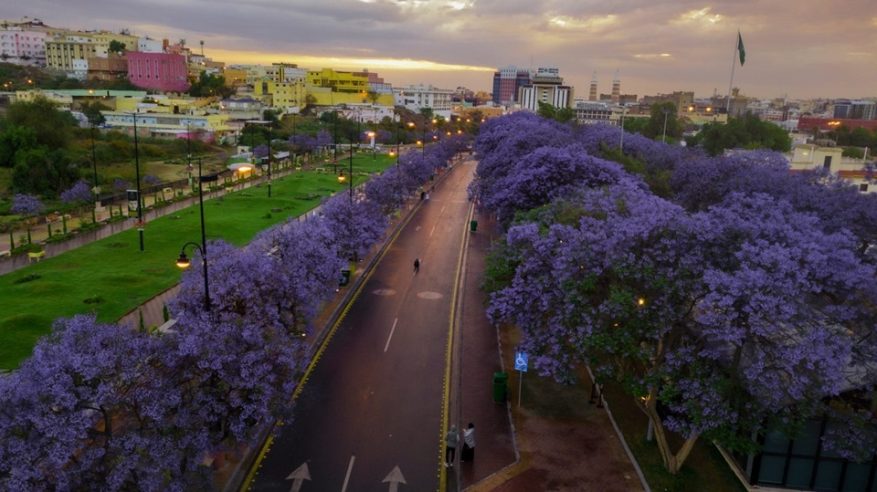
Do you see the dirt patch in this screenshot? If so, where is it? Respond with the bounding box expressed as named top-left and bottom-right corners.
top-left (478, 327), bottom-right (644, 492)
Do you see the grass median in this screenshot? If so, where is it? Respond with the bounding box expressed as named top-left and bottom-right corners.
top-left (0, 155), bottom-right (393, 370)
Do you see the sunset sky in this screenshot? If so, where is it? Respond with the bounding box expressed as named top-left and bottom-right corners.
top-left (5, 0), bottom-right (876, 99)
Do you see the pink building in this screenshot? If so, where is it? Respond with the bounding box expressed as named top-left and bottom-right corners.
top-left (126, 52), bottom-right (190, 93)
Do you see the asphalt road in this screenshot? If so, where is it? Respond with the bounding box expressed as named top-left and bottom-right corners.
top-left (250, 159), bottom-right (475, 492)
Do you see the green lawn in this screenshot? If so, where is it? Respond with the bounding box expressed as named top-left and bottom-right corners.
top-left (600, 380), bottom-right (746, 492)
top-left (0, 155), bottom-right (393, 370)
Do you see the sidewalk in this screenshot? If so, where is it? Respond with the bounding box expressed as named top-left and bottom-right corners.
top-left (456, 208), bottom-right (646, 492)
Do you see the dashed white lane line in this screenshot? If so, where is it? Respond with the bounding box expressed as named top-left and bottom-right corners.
top-left (384, 318), bottom-right (399, 353)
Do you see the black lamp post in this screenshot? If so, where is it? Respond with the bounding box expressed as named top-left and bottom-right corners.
top-left (132, 112), bottom-right (144, 252)
top-left (661, 107), bottom-right (671, 143)
top-left (333, 110), bottom-right (338, 172)
top-left (90, 120), bottom-right (99, 223)
top-left (265, 124), bottom-right (272, 198)
top-left (175, 157), bottom-right (210, 312)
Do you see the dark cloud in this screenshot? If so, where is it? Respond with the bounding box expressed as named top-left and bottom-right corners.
top-left (4, 0), bottom-right (876, 98)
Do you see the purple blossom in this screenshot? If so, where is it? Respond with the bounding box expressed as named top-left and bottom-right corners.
top-left (11, 193), bottom-right (44, 216)
top-left (60, 179), bottom-right (94, 204)
top-left (319, 193), bottom-right (387, 261)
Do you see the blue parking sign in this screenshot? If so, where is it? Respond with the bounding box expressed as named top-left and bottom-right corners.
top-left (514, 351), bottom-right (528, 372)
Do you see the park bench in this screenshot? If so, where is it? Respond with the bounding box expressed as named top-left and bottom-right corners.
top-left (27, 250), bottom-right (45, 263)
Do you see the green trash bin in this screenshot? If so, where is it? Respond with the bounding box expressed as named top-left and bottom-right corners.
top-left (470, 220), bottom-right (478, 232)
top-left (493, 371), bottom-right (508, 403)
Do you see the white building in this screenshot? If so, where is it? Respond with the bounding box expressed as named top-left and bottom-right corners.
top-left (517, 66), bottom-right (572, 112)
top-left (138, 37), bottom-right (163, 53)
top-left (789, 144), bottom-right (874, 193)
top-left (574, 101), bottom-right (614, 125)
top-left (0, 27), bottom-right (46, 66)
top-left (393, 84), bottom-right (454, 119)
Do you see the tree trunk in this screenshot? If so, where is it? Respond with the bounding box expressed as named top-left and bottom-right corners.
top-left (640, 396), bottom-right (701, 474)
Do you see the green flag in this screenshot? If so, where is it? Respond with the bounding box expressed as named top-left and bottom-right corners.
top-left (737, 32), bottom-right (746, 65)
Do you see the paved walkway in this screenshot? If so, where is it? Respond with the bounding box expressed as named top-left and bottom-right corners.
top-left (456, 209), bottom-right (646, 492)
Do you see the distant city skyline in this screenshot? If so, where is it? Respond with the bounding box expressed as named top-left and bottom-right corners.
top-left (5, 0), bottom-right (876, 99)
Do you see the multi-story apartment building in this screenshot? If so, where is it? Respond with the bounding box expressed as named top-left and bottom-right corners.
top-left (517, 67), bottom-right (572, 112)
top-left (574, 101), bottom-right (614, 125)
top-left (492, 65), bottom-right (531, 105)
top-left (307, 68), bottom-right (369, 95)
top-left (45, 35), bottom-right (104, 72)
top-left (126, 51), bottom-right (190, 92)
top-left (393, 84), bottom-right (455, 118)
top-left (102, 110), bottom-right (231, 139)
top-left (0, 27), bottom-right (46, 66)
top-left (833, 99), bottom-right (876, 120)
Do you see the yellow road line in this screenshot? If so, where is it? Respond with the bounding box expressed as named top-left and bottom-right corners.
top-left (439, 201), bottom-right (475, 491)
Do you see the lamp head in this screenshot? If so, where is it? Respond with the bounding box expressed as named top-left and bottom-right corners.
top-left (176, 251), bottom-right (191, 269)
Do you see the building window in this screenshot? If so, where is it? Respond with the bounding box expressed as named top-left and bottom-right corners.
top-left (859, 183), bottom-right (868, 192)
top-left (823, 156), bottom-right (832, 170)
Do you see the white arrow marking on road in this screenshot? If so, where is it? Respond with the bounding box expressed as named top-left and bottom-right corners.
top-left (384, 318), bottom-right (398, 353)
top-left (341, 455), bottom-right (356, 492)
top-left (285, 462), bottom-right (310, 492)
top-left (382, 465), bottom-right (407, 492)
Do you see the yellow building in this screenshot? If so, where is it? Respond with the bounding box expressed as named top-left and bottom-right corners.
top-left (253, 79), bottom-right (307, 109)
top-left (223, 67), bottom-right (248, 87)
top-left (306, 68), bottom-right (369, 95)
top-left (88, 31), bottom-right (139, 51)
top-left (303, 85), bottom-right (394, 107)
top-left (45, 38), bottom-right (105, 71)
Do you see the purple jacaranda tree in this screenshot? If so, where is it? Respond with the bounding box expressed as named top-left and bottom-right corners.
top-left (288, 133), bottom-right (316, 154)
top-left (11, 193), bottom-right (44, 216)
top-left (0, 315), bottom-right (212, 491)
top-left (671, 149), bottom-right (877, 255)
top-left (11, 193), bottom-right (44, 244)
top-left (157, 311), bottom-right (302, 461)
top-left (469, 113), bottom-right (574, 203)
top-left (365, 165), bottom-right (409, 214)
top-left (253, 144), bottom-right (269, 161)
top-left (60, 179), bottom-right (93, 205)
top-left (486, 184), bottom-right (877, 473)
top-left (477, 144), bottom-right (635, 225)
top-left (315, 129), bottom-right (333, 150)
top-left (248, 217), bottom-right (345, 332)
top-left (319, 193), bottom-right (387, 261)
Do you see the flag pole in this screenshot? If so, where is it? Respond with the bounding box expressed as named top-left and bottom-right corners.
top-left (725, 31), bottom-right (739, 116)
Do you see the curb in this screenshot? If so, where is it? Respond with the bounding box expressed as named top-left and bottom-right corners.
top-left (585, 366), bottom-right (652, 492)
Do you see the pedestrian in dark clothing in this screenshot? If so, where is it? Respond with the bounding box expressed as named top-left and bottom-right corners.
top-left (461, 423), bottom-right (475, 462)
top-left (445, 425), bottom-right (459, 467)
top-left (414, 258), bottom-right (420, 274)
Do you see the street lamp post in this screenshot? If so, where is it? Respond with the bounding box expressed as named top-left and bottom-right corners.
top-left (619, 105), bottom-right (627, 152)
top-left (333, 110), bottom-right (338, 172)
top-left (90, 120), bottom-right (99, 223)
top-left (175, 157), bottom-right (210, 312)
top-left (661, 108), bottom-right (671, 143)
top-left (132, 113), bottom-right (144, 252)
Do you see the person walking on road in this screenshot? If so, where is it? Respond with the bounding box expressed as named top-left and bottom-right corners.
top-left (445, 425), bottom-right (459, 467)
top-left (413, 258), bottom-right (420, 274)
top-left (461, 423), bottom-right (476, 462)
